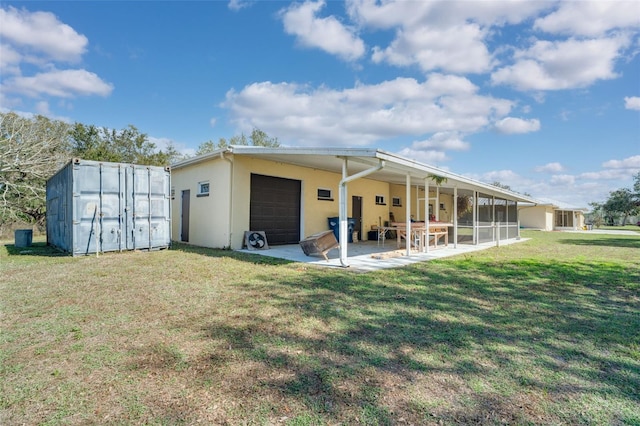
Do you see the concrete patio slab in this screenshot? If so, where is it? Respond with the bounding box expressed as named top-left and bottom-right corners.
top-left (239, 238), bottom-right (529, 272)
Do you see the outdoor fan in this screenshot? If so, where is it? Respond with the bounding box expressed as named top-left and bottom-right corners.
top-left (244, 231), bottom-right (269, 250)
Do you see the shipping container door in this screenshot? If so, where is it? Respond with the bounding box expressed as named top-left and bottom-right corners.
top-left (99, 163), bottom-right (125, 252)
top-left (131, 166), bottom-right (151, 249)
top-left (148, 167), bottom-right (171, 248)
top-left (124, 166), bottom-right (135, 250)
top-left (73, 163), bottom-right (102, 255)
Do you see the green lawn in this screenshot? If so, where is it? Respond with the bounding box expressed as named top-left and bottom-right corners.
top-left (598, 224), bottom-right (640, 232)
top-left (1, 230), bottom-right (639, 425)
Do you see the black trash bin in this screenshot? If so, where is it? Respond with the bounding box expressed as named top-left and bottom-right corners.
top-left (347, 218), bottom-right (356, 242)
top-left (328, 217), bottom-right (354, 243)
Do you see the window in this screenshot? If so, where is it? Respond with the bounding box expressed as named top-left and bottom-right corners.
top-left (171, 187), bottom-right (175, 200)
top-left (375, 195), bottom-right (386, 205)
top-left (392, 197), bottom-right (401, 207)
top-left (197, 181), bottom-right (210, 197)
top-left (317, 188), bottom-right (333, 201)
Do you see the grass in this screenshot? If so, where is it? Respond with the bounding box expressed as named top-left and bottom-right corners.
top-left (597, 224), bottom-right (640, 232)
top-left (1, 230), bottom-right (639, 425)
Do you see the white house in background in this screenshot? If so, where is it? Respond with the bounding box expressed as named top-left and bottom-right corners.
top-left (519, 198), bottom-right (588, 231)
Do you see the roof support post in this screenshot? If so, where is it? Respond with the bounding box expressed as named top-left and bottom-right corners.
top-left (453, 186), bottom-right (458, 249)
top-left (424, 177), bottom-right (429, 254)
top-left (405, 173), bottom-right (411, 257)
top-left (473, 191), bottom-right (478, 245)
top-left (339, 158), bottom-right (385, 267)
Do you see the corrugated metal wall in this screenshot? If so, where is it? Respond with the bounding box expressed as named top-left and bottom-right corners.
top-left (46, 159), bottom-right (171, 255)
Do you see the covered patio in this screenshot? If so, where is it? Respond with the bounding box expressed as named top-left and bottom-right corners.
top-left (231, 147), bottom-right (535, 268)
top-left (241, 237), bottom-right (528, 272)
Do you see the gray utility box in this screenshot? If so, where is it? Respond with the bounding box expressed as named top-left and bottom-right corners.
top-left (46, 158), bottom-right (171, 256)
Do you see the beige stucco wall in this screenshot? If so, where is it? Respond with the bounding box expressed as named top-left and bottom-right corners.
top-left (519, 205), bottom-right (553, 231)
top-left (232, 156), bottom-right (392, 246)
top-left (172, 155), bottom-right (399, 249)
top-left (170, 156), bottom-right (232, 248)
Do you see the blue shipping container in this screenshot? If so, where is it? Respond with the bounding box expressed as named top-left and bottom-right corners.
top-left (46, 159), bottom-right (171, 255)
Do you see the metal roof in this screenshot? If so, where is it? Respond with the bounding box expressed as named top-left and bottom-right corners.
top-left (172, 145), bottom-right (536, 203)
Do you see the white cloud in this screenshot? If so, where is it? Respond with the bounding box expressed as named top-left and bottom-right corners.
top-left (624, 96), bottom-right (640, 110)
top-left (0, 6), bottom-right (113, 108)
top-left (534, 162), bottom-right (564, 173)
top-left (476, 169), bottom-right (523, 185)
top-left (396, 132), bottom-right (468, 166)
top-left (491, 36), bottom-right (629, 91)
top-left (223, 75), bottom-right (514, 146)
top-left (534, 1), bottom-right (640, 36)
top-left (0, 6), bottom-right (87, 62)
top-left (494, 117), bottom-right (540, 134)
top-left (580, 169), bottom-right (635, 180)
top-left (149, 136), bottom-right (196, 158)
top-left (4, 69), bottom-right (114, 98)
top-left (550, 174), bottom-right (575, 185)
top-left (227, 0), bottom-right (251, 11)
top-left (348, 0), bottom-right (551, 74)
top-left (602, 155), bottom-right (640, 169)
top-left (371, 23), bottom-right (493, 74)
top-left (280, 0), bottom-right (365, 61)
top-left (395, 147), bottom-right (448, 165)
top-left (346, 0), bottom-right (548, 30)
top-left (411, 132), bottom-right (470, 151)
top-left (0, 42), bottom-right (21, 75)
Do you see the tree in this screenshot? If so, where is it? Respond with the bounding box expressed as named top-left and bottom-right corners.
top-left (69, 123), bottom-right (178, 166)
top-left (604, 188), bottom-right (638, 225)
top-left (194, 128), bottom-right (279, 157)
top-left (0, 112), bottom-right (70, 228)
top-left (248, 128), bottom-right (279, 147)
top-left (491, 181), bottom-right (513, 191)
top-left (194, 140), bottom-right (219, 156)
top-left (588, 202), bottom-right (605, 228)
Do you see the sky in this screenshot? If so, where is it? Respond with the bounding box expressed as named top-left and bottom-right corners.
top-left (1, 0), bottom-right (639, 209)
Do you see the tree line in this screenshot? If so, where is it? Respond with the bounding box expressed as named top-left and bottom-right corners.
top-left (589, 172), bottom-right (640, 226)
top-left (0, 111), bottom-right (278, 233)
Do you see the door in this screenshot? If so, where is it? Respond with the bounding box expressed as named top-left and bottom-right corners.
top-left (250, 174), bottom-right (301, 245)
top-left (352, 195), bottom-right (363, 240)
top-left (181, 190), bottom-right (190, 242)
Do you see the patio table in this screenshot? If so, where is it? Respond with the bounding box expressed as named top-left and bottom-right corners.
top-left (392, 222), bottom-right (453, 251)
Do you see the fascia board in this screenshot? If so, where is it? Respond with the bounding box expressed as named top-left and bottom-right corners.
top-left (171, 147), bottom-right (230, 169)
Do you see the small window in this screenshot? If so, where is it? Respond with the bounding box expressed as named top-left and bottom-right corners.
top-left (197, 181), bottom-right (210, 197)
top-left (317, 188), bottom-right (333, 201)
top-left (392, 197), bottom-right (401, 207)
top-left (375, 195), bottom-right (386, 205)
top-left (171, 187), bottom-right (175, 200)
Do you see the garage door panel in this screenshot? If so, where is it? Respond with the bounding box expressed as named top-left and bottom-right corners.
top-left (250, 174), bottom-right (301, 245)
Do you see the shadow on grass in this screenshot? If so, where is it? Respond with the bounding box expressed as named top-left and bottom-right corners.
top-left (3, 241), bottom-right (68, 257)
top-left (169, 241), bottom-right (294, 266)
top-left (199, 257), bottom-right (639, 424)
top-left (558, 237), bottom-right (640, 249)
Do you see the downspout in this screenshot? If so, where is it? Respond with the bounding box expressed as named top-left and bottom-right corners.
top-left (339, 159), bottom-right (385, 267)
top-left (221, 151), bottom-right (234, 248)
